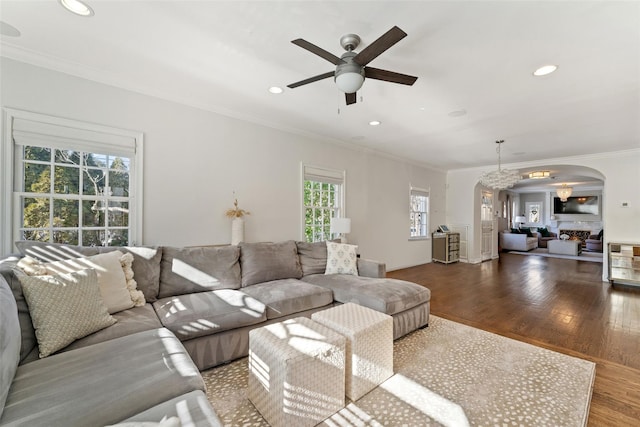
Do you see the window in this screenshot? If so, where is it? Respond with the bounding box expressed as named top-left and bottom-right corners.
top-left (525, 202), bottom-right (542, 225)
top-left (410, 187), bottom-right (429, 238)
top-left (302, 164), bottom-right (345, 242)
top-left (1, 109), bottom-right (143, 254)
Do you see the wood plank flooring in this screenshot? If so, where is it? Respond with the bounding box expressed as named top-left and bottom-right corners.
top-left (387, 253), bottom-right (640, 426)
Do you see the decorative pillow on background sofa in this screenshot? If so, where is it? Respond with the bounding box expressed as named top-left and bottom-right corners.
top-left (15, 241), bottom-right (162, 302)
top-left (325, 241), bottom-right (358, 276)
top-left (15, 268), bottom-right (116, 357)
top-left (537, 227), bottom-right (551, 237)
top-left (239, 240), bottom-right (303, 287)
top-left (17, 250), bottom-right (144, 314)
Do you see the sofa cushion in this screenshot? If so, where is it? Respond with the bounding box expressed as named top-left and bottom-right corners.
top-left (16, 268), bottom-right (117, 358)
top-left (301, 274), bottom-right (431, 316)
top-left (159, 246), bottom-right (241, 298)
top-left (239, 241), bottom-right (302, 287)
top-left (242, 278), bottom-right (334, 319)
top-left (15, 241), bottom-right (162, 303)
top-left (0, 276), bottom-right (21, 420)
top-left (296, 240), bottom-right (329, 275)
top-left (18, 250), bottom-right (145, 314)
top-left (325, 241), bottom-right (359, 275)
top-left (0, 257), bottom-right (38, 364)
top-left (153, 289), bottom-right (266, 340)
top-left (0, 328), bottom-right (205, 426)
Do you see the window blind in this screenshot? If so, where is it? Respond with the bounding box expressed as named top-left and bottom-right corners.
top-left (303, 165), bottom-right (344, 185)
top-left (12, 117), bottom-right (137, 157)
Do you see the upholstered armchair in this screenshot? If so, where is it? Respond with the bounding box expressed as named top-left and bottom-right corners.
top-left (586, 230), bottom-right (603, 252)
top-left (535, 228), bottom-right (557, 248)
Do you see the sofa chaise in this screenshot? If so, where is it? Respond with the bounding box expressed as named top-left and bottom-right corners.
top-left (0, 239), bottom-right (431, 426)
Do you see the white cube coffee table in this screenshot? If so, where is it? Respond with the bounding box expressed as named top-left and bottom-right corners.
top-left (312, 303), bottom-right (393, 401)
top-left (248, 317), bottom-right (346, 427)
top-left (548, 239), bottom-right (582, 256)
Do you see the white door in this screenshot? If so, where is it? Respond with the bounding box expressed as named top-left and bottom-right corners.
top-left (481, 191), bottom-right (493, 261)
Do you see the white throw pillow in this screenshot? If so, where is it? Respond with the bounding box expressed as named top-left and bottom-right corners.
top-left (16, 268), bottom-right (116, 358)
top-left (325, 241), bottom-right (359, 276)
top-left (19, 251), bottom-right (145, 314)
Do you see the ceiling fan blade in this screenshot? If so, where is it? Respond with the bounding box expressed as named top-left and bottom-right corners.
top-left (365, 67), bottom-right (418, 85)
top-left (345, 92), bottom-right (357, 105)
top-left (353, 26), bottom-right (407, 66)
top-left (287, 71), bottom-right (335, 89)
top-left (291, 39), bottom-right (345, 65)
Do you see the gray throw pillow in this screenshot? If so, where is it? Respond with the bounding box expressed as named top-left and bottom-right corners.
top-left (296, 240), bottom-right (329, 276)
top-left (158, 246), bottom-right (241, 298)
top-left (239, 241), bottom-right (303, 287)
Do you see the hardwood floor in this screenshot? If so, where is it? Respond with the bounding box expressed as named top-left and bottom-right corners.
top-left (388, 253), bottom-right (640, 426)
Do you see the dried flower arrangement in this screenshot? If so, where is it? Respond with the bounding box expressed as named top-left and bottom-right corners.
top-left (225, 199), bottom-right (250, 218)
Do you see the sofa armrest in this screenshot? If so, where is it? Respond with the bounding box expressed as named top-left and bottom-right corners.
top-left (357, 258), bottom-right (386, 278)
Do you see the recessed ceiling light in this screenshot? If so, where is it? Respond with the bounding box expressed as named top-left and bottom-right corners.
top-left (59, 0), bottom-right (94, 17)
top-left (533, 65), bottom-right (558, 77)
top-left (268, 86), bottom-right (283, 94)
top-left (369, 120), bottom-right (381, 126)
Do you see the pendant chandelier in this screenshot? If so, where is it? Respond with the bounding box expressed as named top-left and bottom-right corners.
top-left (478, 140), bottom-right (521, 189)
top-left (556, 184), bottom-right (573, 202)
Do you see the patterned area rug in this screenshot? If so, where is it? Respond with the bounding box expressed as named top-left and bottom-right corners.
top-left (202, 316), bottom-right (595, 426)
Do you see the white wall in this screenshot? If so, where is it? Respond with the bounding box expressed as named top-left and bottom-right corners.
top-left (447, 150), bottom-right (640, 279)
top-left (0, 58), bottom-right (445, 270)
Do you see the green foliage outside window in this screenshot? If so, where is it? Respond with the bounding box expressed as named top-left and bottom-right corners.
top-left (19, 146), bottom-right (131, 247)
top-left (303, 180), bottom-right (339, 242)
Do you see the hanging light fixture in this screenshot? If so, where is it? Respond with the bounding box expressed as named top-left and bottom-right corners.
top-left (478, 140), bottom-right (521, 189)
top-left (556, 184), bottom-right (573, 202)
top-left (528, 171), bottom-right (550, 179)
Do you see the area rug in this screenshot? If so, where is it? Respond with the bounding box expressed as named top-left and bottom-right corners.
top-left (202, 316), bottom-right (596, 426)
top-left (507, 248), bottom-right (603, 263)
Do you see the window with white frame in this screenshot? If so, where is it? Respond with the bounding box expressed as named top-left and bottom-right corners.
top-left (302, 164), bottom-right (345, 242)
top-left (410, 187), bottom-right (429, 238)
top-left (2, 109), bottom-right (143, 253)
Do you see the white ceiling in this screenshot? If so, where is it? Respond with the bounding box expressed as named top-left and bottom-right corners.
top-left (1, 0), bottom-right (639, 178)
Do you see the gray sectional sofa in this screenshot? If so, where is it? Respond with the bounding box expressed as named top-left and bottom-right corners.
top-left (0, 239), bottom-right (430, 426)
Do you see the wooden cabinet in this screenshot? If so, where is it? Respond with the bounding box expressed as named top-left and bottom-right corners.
top-left (608, 242), bottom-right (640, 287)
top-left (432, 232), bottom-right (460, 264)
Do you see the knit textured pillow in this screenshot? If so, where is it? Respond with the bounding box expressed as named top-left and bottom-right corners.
top-left (325, 242), bottom-right (359, 276)
top-left (16, 268), bottom-right (116, 358)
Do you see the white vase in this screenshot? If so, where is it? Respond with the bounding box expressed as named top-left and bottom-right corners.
top-left (231, 217), bottom-right (245, 245)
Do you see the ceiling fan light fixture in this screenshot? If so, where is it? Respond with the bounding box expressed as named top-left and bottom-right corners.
top-left (335, 72), bottom-right (364, 93)
top-left (59, 0), bottom-right (94, 16)
top-left (268, 86), bottom-right (283, 94)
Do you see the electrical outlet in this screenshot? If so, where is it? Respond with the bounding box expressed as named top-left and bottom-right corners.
top-left (621, 202), bottom-right (629, 208)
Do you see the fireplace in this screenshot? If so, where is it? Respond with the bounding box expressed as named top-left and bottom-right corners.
top-left (559, 230), bottom-right (592, 247)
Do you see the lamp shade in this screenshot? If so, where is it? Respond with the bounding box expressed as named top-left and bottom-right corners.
top-left (330, 217), bottom-right (351, 234)
top-left (515, 216), bottom-right (527, 224)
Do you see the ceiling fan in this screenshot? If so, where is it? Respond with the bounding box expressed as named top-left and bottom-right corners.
top-left (287, 26), bottom-right (418, 105)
